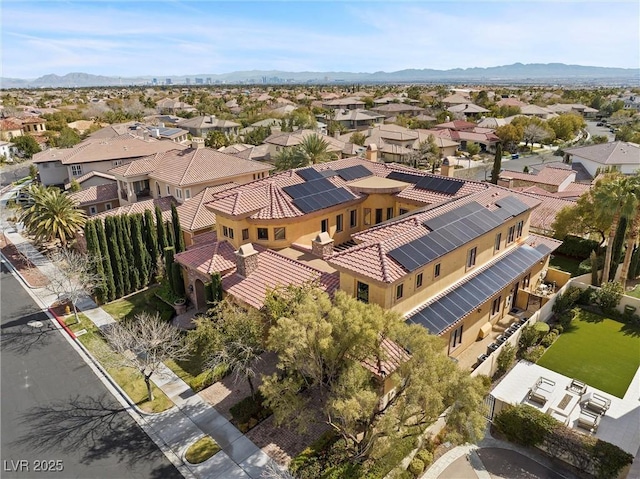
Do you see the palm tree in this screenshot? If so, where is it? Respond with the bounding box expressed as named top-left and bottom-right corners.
top-left (593, 175), bottom-right (637, 284)
top-left (19, 184), bottom-right (86, 247)
top-left (296, 133), bottom-right (335, 165)
top-left (618, 175), bottom-right (640, 286)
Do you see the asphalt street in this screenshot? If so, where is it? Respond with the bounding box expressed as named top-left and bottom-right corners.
top-left (0, 262), bottom-right (182, 479)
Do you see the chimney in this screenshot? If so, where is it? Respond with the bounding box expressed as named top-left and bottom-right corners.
top-left (159, 122), bottom-right (165, 128)
top-left (440, 157), bottom-right (454, 177)
top-left (191, 137), bottom-right (205, 149)
top-left (152, 128), bottom-right (161, 138)
top-left (142, 130), bottom-right (149, 141)
top-left (235, 244), bottom-right (259, 277)
top-left (311, 232), bottom-right (334, 258)
top-left (209, 115), bottom-right (216, 124)
top-left (365, 143), bottom-right (378, 163)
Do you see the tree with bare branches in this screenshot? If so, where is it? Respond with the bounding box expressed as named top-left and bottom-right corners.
top-left (47, 249), bottom-right (102, 323)
top-left (103, 312), bottom-right (191, 401)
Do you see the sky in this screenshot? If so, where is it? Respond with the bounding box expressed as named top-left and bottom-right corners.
top-left (2, 0), bottom-right (639, 79)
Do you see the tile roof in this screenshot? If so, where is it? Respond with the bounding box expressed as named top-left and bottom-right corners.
top-left (447, 103), bottom-right (490, 114)
top-left (176, 116), bottom-right (241, 129)
top-left (499, 166), bottom-right (576, 186)
top-left (564, 141), bottom-right (640, 167)
top-left (221, 244), bottom-right (341, 309)
top-left (433, 120), bottom-right (477, 131)
top-left (205, 158), bottom-right (487, 221)
top-left (190, 230), bottom-right (217, 248)
top-left (175, 240), bottom-right (237, 276)
top-left (64, 171), bottom-right (115, 189)
top-left (372, 103), bottom-right (425, 114)
top-left (360, 337), bottom-right (411, 380)
top-left (139, 148), bottom-right (272, 187)
top-left (515, 191), bottom-right (576, 233)
top-left (92, 197), bottom-right (174, 222)
top-left (264, 129), bottom-right (345, 152)
top-left (176, 183), bottom-right (238, 232)
top-left (69, 183), bottom-right (119, 206)
top-left (329, 187), bottom-right (541, 283)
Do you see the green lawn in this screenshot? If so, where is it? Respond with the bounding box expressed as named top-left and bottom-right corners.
top-left (537, 310), bottom-right (640, 398)
top-left (627, 285), bottom-right (640, 299)
top-left (64, 314), bottom-right (174, 413)
top-left (549, 255), bottom-right (583, 277)
top-left (102, 286), bottom-right (174, 322)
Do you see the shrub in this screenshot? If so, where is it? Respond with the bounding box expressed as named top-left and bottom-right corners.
top-left (496, 343), bottom-right (516, 375)
top-left (579, 287), bottom-right (595, 305)
top-left (533, 322), bottom-right (550, 335)
top-left (415, 449), bottom-right (433, 467)
top-left (579, 254), bottom-right (604, 274)
top-left (553, 324), bottom-right (564, 334)
top-left (594, 281), bottom-right (623, 313)
top-left (518, 325), bottom-right (540, 349)
top-left (591, 438), bottom-right (634, 479)
top-left (229, 392), bottom-right (271, 432)
top-left (396, 471), bottom-right (414, 479)
top-left (540, 332), bottom-right (558, 347)
top-left (407, 458), bottom-right (425, 477)
top-left (557, 236), bottom-right (601, 259)
top-left (552, 286), bottom-right (583, 314)
top-left (494, 404), bottom-right (557, 447)
top-left (522, 345), bottom-right (546, 363)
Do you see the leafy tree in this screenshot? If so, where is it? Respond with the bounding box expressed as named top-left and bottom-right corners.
top-left (490, 143), bottom-right (503, 185)
top-left (68, 179), bottom-right (81, 193)
top-left (593, 175), bottom-right (638, 283)
top-left (466, 142), bottom-right (480, 156)
top-left (495, 124), bottom-right (523, 152)
top-left (103, 312), bottom-right (191, 401)
top-left (408, 135), bottom-right (441, 171)
top-left (95, 219), bottom-right (116, 301)
top-left (594, 281), bottom-right (624, 313)
top-left (55, 127), bottom-right (82, 148)
top-left (12, 135), bottom-right (41, 158)
top-left (548, 113), bottom-right (585, 141)
top-left (171, 203), bottom-right (185, 253)
top-left (350, 131), bottom-right (366, 146)
top-left (205, 130), bottom-right (231, 149)
top-left (119, 215), bottom-right (138, 293)
top-left (19, 184), bottom-right (86, 247)
top-left (29, 164), bottom-right (38, 179)
top-left (243, 126), bottom-right (271, 146)
top-left (191, 300), bottom-right (265, 399)
top-left (591, 135), bottom-right (609, 144)
top-left (552, 190), bottom-right (612, 245)
top-left (619, 176), bottom-right (640, 285)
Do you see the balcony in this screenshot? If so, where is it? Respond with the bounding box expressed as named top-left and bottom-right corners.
top-left (136, 188), bottom-right (152, 200)
top-left (119, 189), bottom-right (128, 201)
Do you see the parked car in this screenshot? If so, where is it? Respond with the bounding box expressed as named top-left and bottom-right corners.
top-left (596, 122), bottom-right (604, 126)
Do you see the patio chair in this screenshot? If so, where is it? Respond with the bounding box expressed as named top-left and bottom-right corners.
top-left (577, 410), bottom-right (601, 433)
top-left (582, 392), bottom-right (611, 416)
top-left (528, 389), bottom-right (548, 406)
top-left (567, 379), bottom-right (587, 395)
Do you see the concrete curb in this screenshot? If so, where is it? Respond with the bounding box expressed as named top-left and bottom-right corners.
top-left (0, 247), bottom-right (44, 289)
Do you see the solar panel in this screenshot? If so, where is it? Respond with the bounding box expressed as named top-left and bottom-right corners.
top-left (335, 165), bottom-right (372, 181)
top-left (297, 168), bottom-right (324, 181)
top-left (423, 202), bottom-right (486, 230)
top-left (495, 195), bottom-right (529, 218)
top-left (387, 171), bottom-right (422, 184)
top-left (283, 178), bottom-right (335, 199)
top-left (415, 175), bottom-right (464, 195)
top-left (407, 245), bottom-right (546, 334)
top-left (292, 187), bottom-right (355, 213)
top-left (319, 169), bottom-right (338, 178)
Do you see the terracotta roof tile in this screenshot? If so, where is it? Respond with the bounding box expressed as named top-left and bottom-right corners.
top-left (176, 183), bottom-right (237, 232)
top-left (92, 197), bottom-right (174, 222)
top-left (69, 183), bottom-right (119, 206)
top-left (500, 166), bottom-right (575, 187)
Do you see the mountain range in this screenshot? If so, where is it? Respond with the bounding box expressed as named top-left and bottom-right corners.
top-left (2, 63), bottom-right (638, 88)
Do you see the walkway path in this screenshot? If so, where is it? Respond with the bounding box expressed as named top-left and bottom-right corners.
top-left (1, 189), bottom-right (276, 479)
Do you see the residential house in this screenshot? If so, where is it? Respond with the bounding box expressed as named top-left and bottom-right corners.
top-left (69, 183), bottom-right (119, 216)
top-left (33, 134), bottom-right (186, 187)
top-left (65, 171), bottom-right (117, 191)
top-left (0, 141), bottom-right (16, 161)
top-left (92, 196), bottom-right (174, 224)
top-left (563, 141), bottom-right (640, 176)
top-left (318, 109), bottom-right (385, 131)
top-left (547, 103), bottom-right (599, 118)
top-left (263, 129), bottom-right (346, 161)
top-left (441, 93), bottom-right (471, 105)
top-left (322, 97), bottom-right (366, 110)
top-left (0, 119), bottom-right (23, 141)
top-left (498, 166), bottom-right (577, 193)
top-left (447, 103), bottom-right (490, 119)
top-left (519, 105), bottom-right (556, 119)
top-left (156, 98), bottom-right (196, 115)
top-left (372, 103), bottom-right (426, 118)
top-left (176, 115), bottom-right (241, 137)
top-left (109, 141), bottom-right (273, 205)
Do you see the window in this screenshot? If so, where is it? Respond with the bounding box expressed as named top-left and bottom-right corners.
top-left (228, 228), bottom-right (234, 239)
top-left (176, 188), bottom-right (183, 199)
top-left (399, 208), bottom-right (409, 215)
top-left (41, 162), bottom-right (50, 168)
top-left (257, 228), bottom-right (269, 240)
top-left (185, 189), bottom-right (191, 200)
top-left (71, 164), bottom-right (83, 176)
top-left (396, 283), bottom-right (404, 300)
top-left (105, 203), bottom-right (112, 210)
top-left (491, 296), bottom-right (502, 316)
top-left (522, 273), bottom-right (531, 289)
top-left (222, 226), bottom-right (234, 239)
top-left (507, 225), bottom-right (515, 243)
top-left (166, 185), bottom-right (171, 195)
top-left (89, 205), bottom-right (97, 215)
top-left (494, 232), bottom-right (502, 252)
top-left (242, 228), bottom-right (249, 240)
top-left (375, 208), bottom-right (383, 224)
top-left (364, 208), bottom-right (371, 225)
top-left (274, 227), bottom-right (286, 240)
top-left (416, 272), bottom-right (423, 288)
top-left (434, 263), bottom-right (441, 278)
top-left (112, 160), bottom-right (122, 167)
top-left (321, 218), bottom-right (329, 233)
top-left (451, 324), bottom-right (463, 348)
top-left (516, 220), bottom-right (524, 238)
top-left (336, 214), bottom-right (343, 232)
top-left (350, 209), bottom-right (357, 228)
top-left (467, 247), bottom-right (477, 268)
top-left (387, 207), bottom-right (394, 220)
top-left (357, 281), bottom-right (369, 303)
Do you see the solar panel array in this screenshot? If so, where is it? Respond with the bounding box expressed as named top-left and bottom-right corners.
top-left (293, 188), bottom-right (356, 213)
top-left (335, 165), bottom-right (372, 181)
top-left (297, 168), bottom-right (325, 181)
top-left (283, 178), bottom-right (335, 199)
top-left (408, 245), bottom-right (546, 335)
top-left (387, 171), bottom-right (464, 194)
top-left (495, 196), bottom-right (529, 217)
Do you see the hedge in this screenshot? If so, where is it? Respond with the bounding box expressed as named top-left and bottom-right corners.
top-left (557, 235), bottom-right (601, 259)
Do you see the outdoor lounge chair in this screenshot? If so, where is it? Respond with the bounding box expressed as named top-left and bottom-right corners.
top-left (567, 379), bottom-right (587, 395)
top-left (577, 410), bottom-right (601, 433)
top-left (528, 389), bottom-right (548, 406)
top-left (582, 392), bottom-right (611, 416)
top-left (527, 377), bottom-right (555, 406)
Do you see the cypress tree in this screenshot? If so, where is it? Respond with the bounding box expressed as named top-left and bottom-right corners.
top-left (609, 216), bottom-right (627, 282)
top-left (490, 142), bottom-right (503, 185)
top-left (143, 209), bottom-right (159, 278)
top-left (105, 216), bottom-right (125, 298)
top-left (115, 215), bottom-right (132, 294)
top-left (155, 205), bottom-right (168, 251)
top-left (124, 215), bottom-right (141, 292)
top-left (211, 272), bottom-right (223, 303)
top-left (131, 214), bottom-right (150, 286)
top-left (85, 220), bottom-right (107, 303)
top-left (164, 246), bottom-right (175, 288)
top-left (171, 203), bottom-right (185, 253)
top-left (172, 263), bottom-right (185, 298)
top-left (204, 281), bottom-right (214, 304)
top-left (629, 245), bottom-right (640, 280)
top-left (95, 219), bottom-right (115, 301)
top-left (165, 221), bottom-right (175, 247)
top-left (590, 251), bottom-right (600, 287)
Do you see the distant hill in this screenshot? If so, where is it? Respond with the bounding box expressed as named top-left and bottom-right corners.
top-left (2, 63), bottom-right (638, 88)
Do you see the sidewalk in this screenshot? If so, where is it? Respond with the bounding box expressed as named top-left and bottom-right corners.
top-left (0, 204), bottom-right (276, 478)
